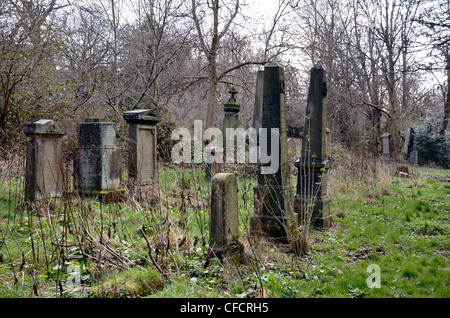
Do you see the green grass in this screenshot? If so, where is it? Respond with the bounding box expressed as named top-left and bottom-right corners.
top-left (0, 163), bottom-right (449, 298)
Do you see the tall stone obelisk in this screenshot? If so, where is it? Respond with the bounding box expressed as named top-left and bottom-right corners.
top-left (251, 62), bottom-right (294, 241)
top-left (295, 62), bottom-right (331, 228)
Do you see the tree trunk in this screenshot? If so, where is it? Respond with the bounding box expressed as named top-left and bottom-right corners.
top-left (441, 47), bottom-right (450, 135)
top-left (206, 72), bottom-right (218, 131)
top-left (205, 48), bottom-right (218, 130)
top-left (370, 108), bottom-right (381, 154)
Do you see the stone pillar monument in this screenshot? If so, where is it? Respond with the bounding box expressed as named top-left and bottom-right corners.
top-left (73, 119), bottom-right (121, 193)
top-left (206, 88), bottom-right (241, 181)
top-left (294, 62), bottom-right (332, 229)
top-left (223, 87), bottom-right (244, 171)
top-left (24, 119), bottom-right (66, 201)
top-left (251, 62), bottom-right (294, 241)
top-left (123, 109), bottom-right (161, 185)
top-left (222, 87), bottom-right (241, 133)
top-left (210, 173), bottom-right (240, 257)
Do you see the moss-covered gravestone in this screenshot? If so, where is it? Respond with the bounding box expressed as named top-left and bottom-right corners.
top-left (73, 119), bottom-right (121, 193)
top-left (24, 119), bottom-right (66, 201)
top-left (210, 173), bottom-right (240, 257)
top-left (294, 62), bottom-right (332, 229)
top-left (123, 109), bottom-right (161, 185)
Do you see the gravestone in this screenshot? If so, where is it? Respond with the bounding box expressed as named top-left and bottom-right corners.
top-left (73, 119), bottom-right (121, 192)
top-left (409, 150), bottom-right (418, 165)
top-left (24, 119), bottom-right (66, 201)
top-left (123, 109), bottom-right (161, 185)
top-left (210, 173), bottom-right (240, 257)
top-left (251, 62), bottom-right (294, 241)
top-left (402, 127), bottom-right (415, 163)
top-left (294, 62), bottom-right (332, 228)
top-left (381, 132), bottom-right (392, 161)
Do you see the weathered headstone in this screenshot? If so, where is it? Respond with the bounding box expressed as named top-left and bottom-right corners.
top-left (251, 62), bottom-right (294, 241)
top-left (24, 119), bottom-right (66, 200)
top-left (381, 132), bottom-right (392, 161)
top-left (402, 127), bottom-right (416, 163)
top-left (294, 62), bottom-right (332, 228)
top-left (210, 173), bottom-right (240, 257)
top-left (73, 119), bottom-right (121, 192)
top-left (123, 109), bottom-right (161, 185)
top-left (409, 150), bottom-right (418, 165)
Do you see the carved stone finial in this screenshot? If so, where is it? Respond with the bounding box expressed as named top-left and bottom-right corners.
top-left (224, 87), bottom-right (240, 113)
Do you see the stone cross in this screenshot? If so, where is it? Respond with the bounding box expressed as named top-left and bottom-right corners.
top-left (123, 109), bottom-right (161, 185)
top-left (209, 173), bottom-right (240, 257)
top-left (251, 62), bottom-right (294, 241)
top-left (294, 62), bottom-right (332, 228)
top-left (73, 118), bottom-right (121, 192)
top-left (24, 119), bottom-right (66, 201)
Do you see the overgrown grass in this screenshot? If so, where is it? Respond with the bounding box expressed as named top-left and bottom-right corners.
top-left (0, 154), bottom-right (449, 298)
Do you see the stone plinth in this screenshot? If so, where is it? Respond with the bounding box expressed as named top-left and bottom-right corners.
top-left (73, 119), bottom-right (121, 192)
top-left (123, 109), bottom-right (161, 185)
top-left (24, 119), bottom-right (66, 201)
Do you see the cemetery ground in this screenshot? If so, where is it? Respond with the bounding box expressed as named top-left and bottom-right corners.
top-left (0, 151), bottom-right (449, 299)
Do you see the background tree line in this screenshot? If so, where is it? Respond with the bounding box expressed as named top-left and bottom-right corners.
top-left (0, 0), bottom-right (448, 166)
